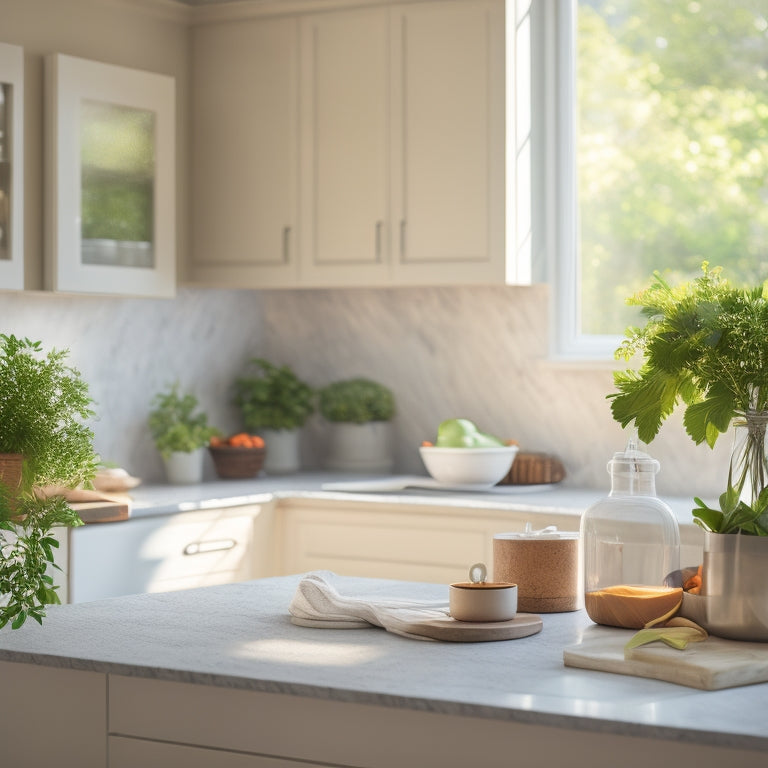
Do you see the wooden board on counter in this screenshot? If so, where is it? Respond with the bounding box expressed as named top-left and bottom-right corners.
top-left (564, 626), bottom-right (768, 690)
top-left (70, 499), bottom-right (131, 524)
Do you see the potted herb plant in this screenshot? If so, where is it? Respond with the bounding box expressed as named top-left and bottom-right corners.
top-left (0, 334), bottom-right (99, 629)
top-left (609, 263), bottom-right (768, 640)
top-left (148, 384), bottom-right (219, 484)
top-left (233, 358), bottom-right (314, 474)
top-left (318, 377), bottom-right (396, 473)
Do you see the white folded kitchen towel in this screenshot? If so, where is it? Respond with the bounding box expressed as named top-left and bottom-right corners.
top-left (288, 571), bottom-right (450, 639)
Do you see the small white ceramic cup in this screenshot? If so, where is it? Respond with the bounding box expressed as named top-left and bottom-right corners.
top-left (449, 582), bottom-right (518, 622)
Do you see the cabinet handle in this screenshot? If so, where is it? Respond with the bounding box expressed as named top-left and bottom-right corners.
top-left (399, 220), bottom-right (406, 260)
top-left (282, 226), bottom-right (291, 264)
top-left (375, 221), bottom-right (383, 263)
top-left (183, 539), bottom-right (236, 556)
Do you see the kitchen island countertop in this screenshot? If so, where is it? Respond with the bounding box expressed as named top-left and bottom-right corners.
top-left (0, 574), bottom-right (765, 764)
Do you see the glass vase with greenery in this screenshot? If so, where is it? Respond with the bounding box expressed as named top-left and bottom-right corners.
top-left (0, 335), bottom-right (99, 629)
top-left (233, 359), bottom-right (314, 431)
top-left (609, 263), bottom-right (768, 535)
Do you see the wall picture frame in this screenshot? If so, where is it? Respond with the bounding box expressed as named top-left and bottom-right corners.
top-left (0, 42), bottom-right (24, 291)
top-left (45, 53), bottom-right (175, 297)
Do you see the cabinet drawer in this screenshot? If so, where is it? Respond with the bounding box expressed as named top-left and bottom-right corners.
top-left (70, 507), bottom-right (260, 602)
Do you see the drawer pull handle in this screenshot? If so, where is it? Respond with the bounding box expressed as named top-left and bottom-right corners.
top-left (183, 539), bottom-right (237, 556)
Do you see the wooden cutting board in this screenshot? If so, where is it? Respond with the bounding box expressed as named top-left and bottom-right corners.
top-left (564, 626), bottom-right (768, 690)
top-left (391, 612), bottom-right (543, 642)
top-left (70, 499), bottom-right (131, 524)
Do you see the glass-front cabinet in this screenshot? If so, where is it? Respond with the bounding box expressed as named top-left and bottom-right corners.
top-left (0, 43), bottom-right (24, 291)
top-left (45, 54), bottom-right (175, 297)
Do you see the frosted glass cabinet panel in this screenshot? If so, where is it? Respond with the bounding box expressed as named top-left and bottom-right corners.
top-left (45, 54), bottom-right (175, 297)
top-left (0, 43), bottom-right (24, 291)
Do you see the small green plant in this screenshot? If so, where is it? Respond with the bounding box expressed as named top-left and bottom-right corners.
top-left (318, 378), bottom-right (395, 424)
top-left (0, 334), bottom-right (99, 629)
top-left (609, 263), bottom-right (768, 535)
top-left (148, 384), bottom-right (219, 458)
top-left (233, 359), bottom-right (314, 431)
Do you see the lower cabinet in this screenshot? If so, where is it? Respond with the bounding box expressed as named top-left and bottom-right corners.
top-left (68, 503), bottom-right (275, 602)
top-left (108, 736), bottom-right (324, 768)
top-left (276, 498), bottom-right (584, 584)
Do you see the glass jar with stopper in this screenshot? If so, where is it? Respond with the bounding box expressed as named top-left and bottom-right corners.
top-left (580, 432), bottom-right (681, 627)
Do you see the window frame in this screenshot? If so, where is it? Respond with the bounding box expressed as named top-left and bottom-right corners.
top-left (532, 0), bottom-right (622, 362)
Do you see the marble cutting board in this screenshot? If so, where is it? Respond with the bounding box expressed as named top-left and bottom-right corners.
top-left (564, 626), bottom-right (768, 690)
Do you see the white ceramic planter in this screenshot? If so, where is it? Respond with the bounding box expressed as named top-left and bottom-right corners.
top-left (163, 449), bottom-right (204, 485)
top-left (325, 421), bottom-right (393, 473)
top-left (260, 428), bottom-right (300, 474)
top-left (702, 531), bottom-right (768, 641)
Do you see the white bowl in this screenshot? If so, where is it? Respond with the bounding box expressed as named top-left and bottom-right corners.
top-left (419, 446), bottom-right (518, 487)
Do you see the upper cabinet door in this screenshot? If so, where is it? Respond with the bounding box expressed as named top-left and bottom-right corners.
top-left (0, 43), bottom-right (24, 292)
top-left (45, 54), bottom-right (176, 297)
top-left (189, 17), bottom-right (300, 288)
top-left (390, 0), bottom-right (505, 285)
top-left (299, 7), bottom-right (391, 286)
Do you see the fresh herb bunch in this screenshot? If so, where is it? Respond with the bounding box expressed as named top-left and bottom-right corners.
top-left (0, 334), bottom-right (98, 493)
top-left (233, 359), bottom-right (314, 431)
top-left (0, 334), bottom-right (99, 629)
top-left (318, 378), bottom-right (395, 424)
top-left (610, 263), bottom-right (768, 447)
top-left (609, 263), bottom-right (768, 535)
top-left (148, 384), bottom-right (219, 458)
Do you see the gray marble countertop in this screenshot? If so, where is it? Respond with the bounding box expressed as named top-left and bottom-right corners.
top-left (126, 471), bottom-right (703, 529)
top-left (0, 575), bottom-right (763, 753)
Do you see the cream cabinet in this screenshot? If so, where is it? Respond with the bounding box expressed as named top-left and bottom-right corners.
top-left (188, 0), bottom-right (504, 289)
top-left (0, 42), bottom-right (23, 291)
top-left (389, 0), bottom-right (505, 285)
top-left (68, 503), bottom-right (274, 603)
top-left (189, 16), bottom-right (300, 287)
top-left (299, 6), bottom-right (391, 286)
top-left (276, 497), bottom-right (582, 584)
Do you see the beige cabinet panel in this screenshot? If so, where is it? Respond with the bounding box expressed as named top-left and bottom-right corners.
top-left (0, 661), bottom-right (106, 768)
top-left (109, 735), bottom-right (331, 768)
top-left (189, 17), bottom-right (299, 287)
top-left (299, 6), bottom-right (391, 286)
top-left (275, 500), bottom-right (583, 584)
top-left (69, 505), bottom-right (266, 602)
top-left (390, 0), bottom-right (505, 284)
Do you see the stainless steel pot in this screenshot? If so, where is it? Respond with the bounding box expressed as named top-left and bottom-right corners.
top-left (703, 531), bottom-right (768, 642)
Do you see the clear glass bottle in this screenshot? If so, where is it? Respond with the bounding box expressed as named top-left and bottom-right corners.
top-left (581, 434), bottom-right (680, 623)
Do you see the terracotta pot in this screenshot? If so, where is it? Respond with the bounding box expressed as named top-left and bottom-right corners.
top-left (0, 453), bottom-right (24, 520)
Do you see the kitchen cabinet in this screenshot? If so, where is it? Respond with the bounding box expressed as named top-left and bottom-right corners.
top-left (389, 0), bottom-right (505, 285)
top-left (298, 6), bottom-right (391, 286)
top-left (68, 503), bottom-right (273, 602)
top-left (188, 0), bottom-right (504, 289)
top-left (0, 42), bottom-right (23, 291)
top-left (189, 16), bottom-right (300, 287)
top-left (276, 497), bottom-right (583, 584)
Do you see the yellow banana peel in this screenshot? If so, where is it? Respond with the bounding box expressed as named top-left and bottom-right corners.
top-left (625, 617), bottom-right (708, 652)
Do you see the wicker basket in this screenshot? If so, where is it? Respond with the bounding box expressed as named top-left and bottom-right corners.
top-left (498, 452), bottom-right (566, 485)
top-left (208, 445), bottom-right (266, 479)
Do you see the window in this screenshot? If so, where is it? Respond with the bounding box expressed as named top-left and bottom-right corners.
top-left (538, 0), bottom-right (768, 359)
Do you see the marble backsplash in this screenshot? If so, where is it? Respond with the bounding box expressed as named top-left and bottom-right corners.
top-left (0, 284), bottom-right (729, 497)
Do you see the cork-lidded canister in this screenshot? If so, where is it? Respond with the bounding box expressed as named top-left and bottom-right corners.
top-left (493, 527), bottom-right (580, 613)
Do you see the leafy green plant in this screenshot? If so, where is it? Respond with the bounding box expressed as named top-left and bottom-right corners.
top-left (318, 378), bottom-right (395, 424)
top-left (148, 384), bottom-right (219, 458)
top-left (0, 334), bottom-right (99, 629)
top-left (233, 359), bottom-right (314, 431)
top-left (609, 263), bottom-right (768, 534)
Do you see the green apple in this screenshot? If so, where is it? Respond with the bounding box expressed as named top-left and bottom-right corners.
top-left (435, 418), bottom-right (505, 448)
